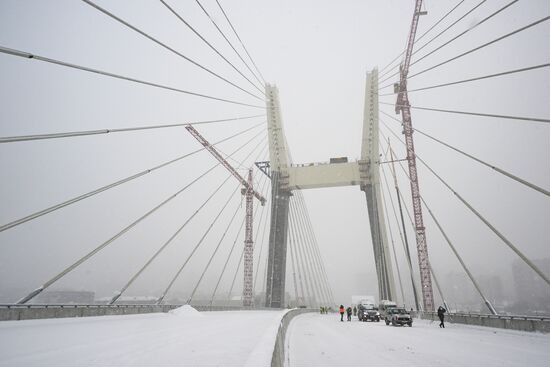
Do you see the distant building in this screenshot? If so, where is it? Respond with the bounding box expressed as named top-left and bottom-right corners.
top-left (95, 295), bottom-right (160, 304)
top-left (117, 296), bottom-right (158, 304)
top-left (512, 258), bottom-right (550, 314)
top-left (478, 274), bottom-right (505, 304)
top-left (443, 271), bottom-right (479, 312)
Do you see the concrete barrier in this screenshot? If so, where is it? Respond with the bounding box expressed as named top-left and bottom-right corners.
top-left (0, 304), bottom-right (284, 321)
top-left (420, 311), bottom-right (550, 333)
top-left (0, 304), bottom-right (176, 321)
top-left (271, 308), bottom-right (315, 367)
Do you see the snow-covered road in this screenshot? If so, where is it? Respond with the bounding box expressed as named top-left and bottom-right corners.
top-left (0, 307), bottom-right (285, 367)
top-left (286, 313), bottom-right (550, 367)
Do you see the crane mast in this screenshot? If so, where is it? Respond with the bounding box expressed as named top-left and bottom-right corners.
top-left (185, 125), bottom-right (265, 307)
top-left (242, 169), bottom-right (254, 307)
top-left (394, 0), bottom-right (435, 312)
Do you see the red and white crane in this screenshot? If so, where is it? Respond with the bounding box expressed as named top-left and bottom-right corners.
top-left (185, 125), bottom-right (265, 307)
top-left (394, 0), bottom-right (435, 312)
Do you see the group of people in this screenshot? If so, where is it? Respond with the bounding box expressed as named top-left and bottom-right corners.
top-left (338, 305), bottom-right (353, 321)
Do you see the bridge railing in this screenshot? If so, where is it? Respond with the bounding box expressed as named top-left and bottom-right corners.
top-left (0, 304), bottom-right (262, 321)
top-left (419, 311), bottom-right (550, 333)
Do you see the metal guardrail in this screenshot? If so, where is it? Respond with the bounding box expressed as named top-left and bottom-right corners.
top-left (0, 304), bottom-right (178, 309)
top-left (419, 311), bottom-right (550, 333)
top-left (0, 303), bottom-right (276, 310)
top-left (0, 304), bottom-right (271, 321)
top-left (422, 311), bottom-right (550, 322)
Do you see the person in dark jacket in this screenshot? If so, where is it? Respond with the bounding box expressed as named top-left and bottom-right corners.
top-left (437, 306), bottom-right (446, 328)
top-left (339, 305), bottom-right (345, 321)
top-left (353, 306), bottom-right (357, 317)
top-left (346, 306), bottom-right (353, 321)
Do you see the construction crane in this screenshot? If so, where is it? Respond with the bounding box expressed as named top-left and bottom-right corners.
top-left (394, 0), bottom-right (435, 312)
top-left (185, 125), bottom-right (266, 307)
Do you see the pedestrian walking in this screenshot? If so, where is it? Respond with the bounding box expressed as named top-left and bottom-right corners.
top-left (437, 305), bottom-right (446, 328)
top-left (353, 306), bottom-right (357, 317)
top-left (346, 306), bottom-right (352, 321)
top-left (339, 305), bottom-right (345, 321)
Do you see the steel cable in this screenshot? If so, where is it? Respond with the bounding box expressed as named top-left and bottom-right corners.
top-left (110, 174), bottom-right (235, 304)
top-left (380, 136), bottom-right (499, 314)
top-left (186, 189), bottom-right (244, 305)
top-left (214, 0), bottom-right (266, 84)
top-left (208, 163), bottom-right (270, 305)
top-left (0, 123), bottom-right (265, 233)
top-left (293, 198), bottom-right (329, 306)
top-left (380, 63), bottom-right (550, 95)
top-left (379, 163), bottom-right (422, 311)
top-left (156, 138), bottom-right (268, 303)
top-left (379, 0), bottom-right (467, 77)
top-left (379, 0), bottom-right (488, 85)
top-left (379, 183), bottom-right (407, 307)
top-left (294, 191), bottom-right (336, 306)
top-left (380, 101), bottom-right (550, 124)
top-left (188, 168), bottom-right (269, 304)
top-left (253, 185), bottom-right (271, 291)
top-left (289, 198), bottom-right (316, 307)
top-left (380, 121), bottom-right (550, 289)
top-left (159, 0), bottom-right (265, 96)
top-left (15, 130), bottom-right (265, 304)
top-left (0, 115), bottom-right (265, 144)
top-left (81, 0), bottom-right (263, 101)
top-left (409, 16), bottom-right (550, 79)
top-left (0, 46), bottom-right (264, 109)
top-left (380, 111), bottom-right (550, 197)
top-left (411, 0), bottom-right (519, 68)
top-left (194, 0), bottom-right (265, 88)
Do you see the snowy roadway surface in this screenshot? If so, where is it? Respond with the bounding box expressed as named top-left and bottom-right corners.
top-left (286, 313), bottom-right (550, 367)
top-left (0, 306), bottom-right (285, 367)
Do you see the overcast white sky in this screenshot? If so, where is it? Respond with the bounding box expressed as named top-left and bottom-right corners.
top-left (0, 0), bottom-right (549, 308)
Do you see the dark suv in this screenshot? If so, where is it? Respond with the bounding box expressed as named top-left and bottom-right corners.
top-left (357, 304), bottom-right (380, 322)
top-left (385, 308), bottom-right (412, 327)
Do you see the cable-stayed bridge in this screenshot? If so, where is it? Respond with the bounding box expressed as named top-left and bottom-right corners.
top-left (0, 0), bottom-right (549, 365)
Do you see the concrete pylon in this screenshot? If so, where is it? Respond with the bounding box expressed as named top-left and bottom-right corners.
top-left (264, 84), bottom-right (291, 308)
top-left (360, 68), bottom-right (397, 302)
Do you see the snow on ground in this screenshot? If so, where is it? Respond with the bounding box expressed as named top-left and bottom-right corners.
top-left (168, 304), bottom-right (204, 317)
top-left (0, 308), bottom-right (286, 367)
top-left (286, 313), bottom-right (550, 367)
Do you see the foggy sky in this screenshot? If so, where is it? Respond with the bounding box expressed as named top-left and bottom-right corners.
top-left (0, 0), bottom-right (549, 308)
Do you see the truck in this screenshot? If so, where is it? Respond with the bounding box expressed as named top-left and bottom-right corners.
top-left (351, 295), bottom-right (375, 307)
top-left (378, 299), bottom-right (397, 320)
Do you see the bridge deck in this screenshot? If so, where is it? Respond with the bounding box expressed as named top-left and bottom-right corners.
top-left (286, 313), bottom-right (550, 366)
top-left (0, 308), bottom-right (285, 367)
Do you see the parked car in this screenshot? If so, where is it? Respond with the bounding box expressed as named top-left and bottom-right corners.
top-left (357, 304), bottom-right (380, 322)
top-left (385, 307), bottom-right (412, 327)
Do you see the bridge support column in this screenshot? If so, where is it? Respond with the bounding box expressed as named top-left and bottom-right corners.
top-left (363, 181), bottom-right (395, 301)
top-left (265, 172), bottom-right (290, 308)
top-left (265, 84), bottom-right (291, 308)
top-left (361, 69), bottom-right (397, 303)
